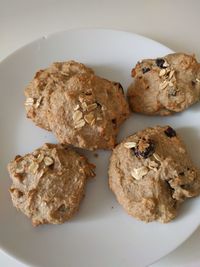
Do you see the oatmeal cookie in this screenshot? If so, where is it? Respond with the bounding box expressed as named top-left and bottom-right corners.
top-left (127, 53), bottom-right (200, 115)
top-left (24, 61), bottom-right (130, 150)
top-left (8, 143), bottom-right (95, 226)
top-left (24, 61), bottom-right (94, 130)
top-left (108, 126), bottom-right (200, 223)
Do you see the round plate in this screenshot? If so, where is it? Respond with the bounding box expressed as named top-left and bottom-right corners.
top-left (0, 29), bottom-right (200, 267)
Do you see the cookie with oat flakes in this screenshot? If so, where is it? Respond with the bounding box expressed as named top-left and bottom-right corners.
top-left (127, 53), bottom-right (200, 115)
top-left (8, 143), bottom-right (95, 226)
top-left (24, 60), bottom-right (94, 131)
top-left (108, 125), bottom-right (200, 223)
top-left (24, 60), bottom-right (130, 150)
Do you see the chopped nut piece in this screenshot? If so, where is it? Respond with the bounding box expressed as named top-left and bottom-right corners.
top-left (28, 161), bottom-right (39, 174)
top-left (44, 156), bottom-right (54, 166)
top-left (25, 98), bottom-right (34, 106)
top-left (124, 142), bottom-right (137, 148)
top-left (75, 119), bottom-right (86, 129)
top-left (131, 167), bottom-right (148, 180)
top-left (87, 103), bottom-right (97, 112)
top-left (196, 78), bottom-right (200, 83)
top-left (73, 110), bottom-right (83, 122)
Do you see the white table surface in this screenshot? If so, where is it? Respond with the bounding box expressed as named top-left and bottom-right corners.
top-left (1, 0), bottom-right (200, 266)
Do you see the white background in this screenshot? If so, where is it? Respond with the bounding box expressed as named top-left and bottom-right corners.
top-left (1, 0), bottom-right (200, 266)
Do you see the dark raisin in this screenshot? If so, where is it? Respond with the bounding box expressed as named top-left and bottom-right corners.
top-left (142, 67), bottom-right (151, 74)
top-left (191, 80), bottom-right (196, 86)
top-left (164, 126), bottom-right (176, 138)
top-left (132, 139), bottom-right (155, 159)
top-left (96, 102), bottom-right (102, 108)
top-left (85, 91), bottom-right (92, 96)
top-left (111, 118), bottom-right (117, 126)
top-left (156, 58), bottom-right (166, 69)
top-left (179, 172), bottom-right (184, 176)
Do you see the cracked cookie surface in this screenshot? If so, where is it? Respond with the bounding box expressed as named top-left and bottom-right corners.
top-left (8, 143), bottom-right (95, 226)
top-left (24, 60), bottom-right (130, 150)
top-left (108, 126), bottom-right (200, 223)
top-left (127, 53), bottom-right (200, 115)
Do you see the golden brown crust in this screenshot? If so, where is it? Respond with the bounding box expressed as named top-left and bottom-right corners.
top-left (127, 53), bottom-right (200, 115)
top-left (109, 126), bottom-right (200, 223)
top-left (8, 143), bottom-right (95, 226)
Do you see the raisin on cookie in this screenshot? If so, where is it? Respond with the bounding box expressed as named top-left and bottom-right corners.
top-left (108, 126), bottom-right (200, 223)
top-left (8, 144), bottom-right (95, 226)
top-left (127, 53), bottom-right (200, 115)
top-left (24, 60), bottom-right (130, 150)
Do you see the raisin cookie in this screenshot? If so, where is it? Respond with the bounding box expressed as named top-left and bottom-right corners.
top-left (127, 53), bottom-right (200, 115)
top-left (108, 126), bottom-right (200, 223)
top-left (24, 60), bottom-right (130, 150)
top-left (8, 144), bottom-right (95, 226)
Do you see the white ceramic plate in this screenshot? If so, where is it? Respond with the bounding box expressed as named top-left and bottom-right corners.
top-left (0, 29), bottom-right (200, 267)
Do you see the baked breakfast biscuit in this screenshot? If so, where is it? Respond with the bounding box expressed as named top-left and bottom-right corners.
top-left (8, 144), bottom-right (95, 226)
top-left (24, 61), bottom-right (130, 150)
top-left (108, 126), bottom-right (200, 223)
top-left (25, 61), bottom-right (94, 131)
top-left (127, 53), bottom-right (200, 115)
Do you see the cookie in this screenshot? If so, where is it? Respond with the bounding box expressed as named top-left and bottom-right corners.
top-left (24, 61), bottom-right (94, 131)
top-left (127, 53), bottom-right (200, 115)
top-left (24, 60), bottom-right (130, 150)
top-left (8, 143), bottom-right (95, 226)
top-left (108, 126), bottom-right (200, 223)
